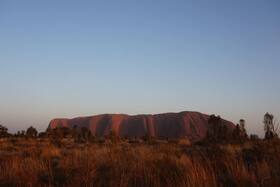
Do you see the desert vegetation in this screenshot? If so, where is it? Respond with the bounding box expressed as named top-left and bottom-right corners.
top-left (1, 137), bottom-right (280, 187)
top-left (0, 113), bottom-right (279, 187)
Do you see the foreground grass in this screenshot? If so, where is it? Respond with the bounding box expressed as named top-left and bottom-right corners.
top-left (0, 138), bottom-right (280, 187)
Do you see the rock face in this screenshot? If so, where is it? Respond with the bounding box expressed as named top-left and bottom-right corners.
top-left (48, 111), bottom-right (235, 142)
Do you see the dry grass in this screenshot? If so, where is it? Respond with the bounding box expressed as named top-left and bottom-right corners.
top-left (0, 138), bottom-right (280, 187)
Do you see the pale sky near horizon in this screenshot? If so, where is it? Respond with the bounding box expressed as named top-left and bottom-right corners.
top-left (0, 0), bottom-right (280, 136)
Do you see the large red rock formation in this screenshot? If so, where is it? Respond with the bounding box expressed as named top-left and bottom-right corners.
top-left (48, 111), bottom-right (235, 142)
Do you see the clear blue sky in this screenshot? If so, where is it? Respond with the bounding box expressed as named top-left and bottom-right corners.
top-left (0, 0), bottom-right (279, 135)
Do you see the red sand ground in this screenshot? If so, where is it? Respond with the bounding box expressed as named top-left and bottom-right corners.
top-left (49, 111), bottom-right (235, 142)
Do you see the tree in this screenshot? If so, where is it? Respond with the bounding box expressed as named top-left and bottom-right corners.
top-left (272, 118), bottom-right (280, 138)
top-left (250, 134), bottom-right (259, 141)
top-left (0, 124), bottom-right (9, 138)
top-left (232, 124), bottom-right (241, 140)
top-left (206, 115), bottom-right (230, 143)
top-left (264, 113), bottom-right (278, 139)
top-left (232, 120), bottom-right (248, 142)
top-left (47, 128), bottom-right (63, 147)
top-left (72, 127), bottom-right (93, 143)
top-left (239, 119), bottom-right (248, 139)
top-left (38, 132), bottom-right (47, 138)
top-left (51, 127), bottom-right (72, 138)
top-left (108, 129), bottom-right (119, 144)
top-left (81, 127), bottom-right (92, 142)
top-left (19, 130), bottom-right (26, 137)
top-left (26, 126), bottom-right (38, 138)
top-left (60, 127), bottom-right (72, 137)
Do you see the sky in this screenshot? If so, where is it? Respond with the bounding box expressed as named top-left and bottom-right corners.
top-left (0, 0), bottom-right (279, 135)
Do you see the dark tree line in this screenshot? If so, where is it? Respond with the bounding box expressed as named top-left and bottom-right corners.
top-left (206, 115), bottom-right (249, 143)
top-left (205, 112), bottom-right (279, 144)
top-left (46, 126), bottom-right (95, 144)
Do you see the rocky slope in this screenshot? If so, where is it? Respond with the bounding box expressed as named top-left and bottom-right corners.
top-left (48, 111), bottom-right (235, 142)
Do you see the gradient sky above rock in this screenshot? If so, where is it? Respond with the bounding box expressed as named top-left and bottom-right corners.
top-left (0, 0), bottom-right (279, 135)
